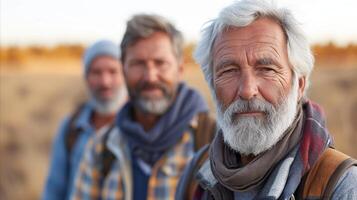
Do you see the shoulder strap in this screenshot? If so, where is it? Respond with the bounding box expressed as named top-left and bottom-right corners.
top-left (303, 148), bottom-right (357, 199)
top-left (176, 144), bottom-right (210, 200)
top-left (175, 112), bottom-right (216, 199)
top-left (194, 112), bottom-right (216, 151)
top-left (100, 124), bottom-right (117, 178)
top-left (65, 103), bottom-right (87, 154)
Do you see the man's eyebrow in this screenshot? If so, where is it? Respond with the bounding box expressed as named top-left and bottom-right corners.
top-left (255, 57), bottom-right (274, 65)
top-left (215, 60), bottom-right (240, 70)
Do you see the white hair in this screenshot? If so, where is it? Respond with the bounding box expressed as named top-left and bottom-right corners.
top-left (194, 0), bottom-right (314, 95)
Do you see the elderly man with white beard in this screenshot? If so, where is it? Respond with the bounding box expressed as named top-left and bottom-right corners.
top-left (176, 0), bottom-right (357, 199)
top-left (43, 40), bottom-right (128, 200)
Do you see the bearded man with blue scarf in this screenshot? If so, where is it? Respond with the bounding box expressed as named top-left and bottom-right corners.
top-left (71, 14), bottom-right (212, 200)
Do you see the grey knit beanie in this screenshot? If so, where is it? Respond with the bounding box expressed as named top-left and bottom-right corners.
top-left (83, 40), bottom-right (120, 76)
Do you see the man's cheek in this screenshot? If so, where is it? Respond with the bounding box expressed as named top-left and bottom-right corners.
top-left (215, 86), bottom-right (235, 110)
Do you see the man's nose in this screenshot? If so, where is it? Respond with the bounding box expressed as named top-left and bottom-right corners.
top-left (238, 71), bottom-right (258, 100)
top-left (142, 62), bottom-right (159, 82)
top-left (99, 73), bottom-right (112, 87)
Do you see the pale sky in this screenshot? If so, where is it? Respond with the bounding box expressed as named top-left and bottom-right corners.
top-left (1, 0), bottom-right (357, 46)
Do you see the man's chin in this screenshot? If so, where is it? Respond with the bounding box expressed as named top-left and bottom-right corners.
top-left (94, 97), bottom-right (112, 105)
top-left (135, 97), bottom-right (171, 115)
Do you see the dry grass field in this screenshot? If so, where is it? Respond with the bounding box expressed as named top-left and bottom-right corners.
top-left (0, 44), bottom-right (356, 199)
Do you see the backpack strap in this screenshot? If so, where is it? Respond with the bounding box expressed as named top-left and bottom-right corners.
top-left (175, 112), bottom-right (216, 199)
top-left (65, 103), bottom-right (87, 154)
top-left (303, 148), bottom-right (357, 199)
top-left (175, 144), bottom-right (210, 200)
top-left (100, 124), bottom-right (117, 178)
top-left (194, 112), bottom-right (216, 151)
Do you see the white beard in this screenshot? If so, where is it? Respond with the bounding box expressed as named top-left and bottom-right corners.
top-left (89, 86), bottom-right (127, 115)
top-left (215, 77), bottom-right (299, 156)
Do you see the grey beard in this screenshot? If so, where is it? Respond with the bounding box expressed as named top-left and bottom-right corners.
top-left (89, 86), bottom-right (127, 115)
top-left (215, 77), bottom-right (299, 156)
top-left (135, 96), bottom-right (172, 115)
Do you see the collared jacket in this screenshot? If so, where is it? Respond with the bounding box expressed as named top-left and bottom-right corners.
top-left (71, 120), bottom-right (199, 200)
top-left (42, 103), bottom-right (96, 200)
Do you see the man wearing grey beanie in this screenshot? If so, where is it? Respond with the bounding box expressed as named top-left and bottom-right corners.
top-left (42, 40), bottom-right (127, 200)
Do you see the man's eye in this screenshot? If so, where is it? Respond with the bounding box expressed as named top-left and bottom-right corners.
top-left (223, 68), bottom-right (238, 73)
top-left (261, 67), bottom-right (273, 71)
top-left (155, 60), bottom-right (165, 66)
top-left (216, 68), bottom-right (238, 78)
top-left (258, 67), bottom-right (276, 74)
top-left (91, 70), bottom-right (101, 75)
top-left (109, 69), bottom-right (118, 74)
top-left (129, 61), bottom-right (146, 71)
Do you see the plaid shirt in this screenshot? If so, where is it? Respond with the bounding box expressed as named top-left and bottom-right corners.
top-left (71, 124), bottom-right (195, 200)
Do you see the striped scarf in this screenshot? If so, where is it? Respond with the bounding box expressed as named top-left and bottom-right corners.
top-left (278, 100), bottom-right (333, 198)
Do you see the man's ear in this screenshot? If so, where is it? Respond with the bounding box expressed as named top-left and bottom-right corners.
top-left (298, 76), bottom-right (306, 100)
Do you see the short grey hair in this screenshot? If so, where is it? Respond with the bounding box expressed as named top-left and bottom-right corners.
top-left (120, 14), bottom-right (184, 62)
top-left (194, 0), bottom-right (314, 94)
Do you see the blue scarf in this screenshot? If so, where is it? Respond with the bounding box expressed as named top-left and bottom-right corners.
top-left (116, 83), bottom-right (208, 165)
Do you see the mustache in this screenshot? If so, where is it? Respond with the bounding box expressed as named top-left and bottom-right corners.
top-left (92, 86), bottom-right (114, 97)
top-left (96, 86), bottom-right (112, 91)
top-left (136, 81), bottom-right (170, 95)
top-left (223, 98), bottom-right (276, 121)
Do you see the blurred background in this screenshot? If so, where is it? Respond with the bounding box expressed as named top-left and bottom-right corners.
top-left (1, 0), bottom-right (357, 199)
